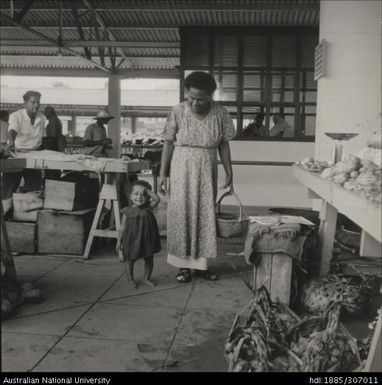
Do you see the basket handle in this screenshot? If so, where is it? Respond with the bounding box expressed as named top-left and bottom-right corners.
top-left (216, 191), bottom-right (248, 221)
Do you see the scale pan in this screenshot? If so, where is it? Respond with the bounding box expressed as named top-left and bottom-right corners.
top-left (324, 133), bottom-right (359, 141)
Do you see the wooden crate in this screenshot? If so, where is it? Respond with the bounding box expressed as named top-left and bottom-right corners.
top-left (6, 221), bottom-right (36, 254)
top-left (253, 253), bottom-right (293, 305)
top-left (44, 179), bottom-right (98, 211)
top-left (38, 208), bottom-right (95, 255)
top-left (13, 192), bottom-right (43, 222)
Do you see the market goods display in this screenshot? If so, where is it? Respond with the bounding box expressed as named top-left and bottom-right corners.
top-left (225, 286), bottom-right (362, 372)
top-left (295, 157), bottom-right (330, 173)
top-left (301, 273), bottom-right (374, 316)
top-left (317, 152), bottom-right (381, 204)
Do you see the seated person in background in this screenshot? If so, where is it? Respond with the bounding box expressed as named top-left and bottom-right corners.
top-left (269, 113), bottom-right (293, 138)
top-left (83, 110), bottom-right (113, 158)
top-left (241, 113), bottom-right (266, 137)
top-left (44, 106), bottom-right (64, 152)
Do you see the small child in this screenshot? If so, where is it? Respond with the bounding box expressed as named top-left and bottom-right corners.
top-left (116, 180), bottom-right (161, 288)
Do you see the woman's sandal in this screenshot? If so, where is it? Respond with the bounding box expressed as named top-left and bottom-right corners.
top-left (176, 269), bottom-right (192, 283)
top-left (198, 270), bottom-right (219, 281)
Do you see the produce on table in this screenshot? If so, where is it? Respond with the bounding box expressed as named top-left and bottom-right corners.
top-left (225, 286), bottom-right (363, 372)
top-left (366, 130), bottom-right (382, 149)
top-left (301, 274), bottom-right (374, 316)
top-left (295, 157), bottom-right (329, 173)
top-left (314, 150), bottom-right (381, 203)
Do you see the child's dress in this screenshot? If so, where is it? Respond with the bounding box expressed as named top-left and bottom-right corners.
top-left (121, 205), bottom-right (161, 261)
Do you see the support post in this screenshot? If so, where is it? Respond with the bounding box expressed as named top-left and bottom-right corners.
top-left (318, 200), bottom-right (338, 275)
top-left (108, 74), bottom-right (121, 159)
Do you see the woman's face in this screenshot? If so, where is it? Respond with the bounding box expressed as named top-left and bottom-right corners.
top-left (186, 87), bottom-right (212, 114)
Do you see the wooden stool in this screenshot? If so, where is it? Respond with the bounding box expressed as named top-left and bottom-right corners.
top-left (83, 180), bottom-right (122, 261)
top-left (253, 253), bottom-right (293, 305)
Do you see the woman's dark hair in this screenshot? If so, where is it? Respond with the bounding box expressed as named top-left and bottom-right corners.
top-left (184, 71), bottom-right (217, 95)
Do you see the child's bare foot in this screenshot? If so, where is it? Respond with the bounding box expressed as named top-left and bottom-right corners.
top-left (142, 278), bottom-right (157, 287)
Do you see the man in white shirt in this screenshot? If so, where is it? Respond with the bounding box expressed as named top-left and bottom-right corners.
top-left (269, 113), bottom-right (294, 138)
top-left (2, 91), bottom-right (46, 203)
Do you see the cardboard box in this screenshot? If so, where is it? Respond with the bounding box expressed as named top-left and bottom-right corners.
top-left (44, 179), bottom-right (98, 211)
top-left (13, 192), bottom-right (43, 222)
top-left (6, 221), bottom-right (36, 254)
top-left (38, 208), bottom-right (95, 255)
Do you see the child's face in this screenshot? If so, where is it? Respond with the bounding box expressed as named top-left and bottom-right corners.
top-left (130, 185), bottom-right (147, 207)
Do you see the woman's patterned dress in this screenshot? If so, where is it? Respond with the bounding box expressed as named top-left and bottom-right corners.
top-left (163, 101), bottom-right (235, 270)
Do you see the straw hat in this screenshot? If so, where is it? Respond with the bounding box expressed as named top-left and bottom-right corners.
top-left (94, 110), bottom-right (114, 120)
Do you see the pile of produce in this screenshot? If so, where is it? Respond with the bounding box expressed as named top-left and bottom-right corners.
top-left (287, 304), bottom-right (361, 372)
top-left (320, 152), bottom-right (381, 204)
top-left (301, 273), bottom-right (375, 316)
top-left (295, 157), bottom-right (330, 173)
top-left (225, 287), bottom-right (362, 372)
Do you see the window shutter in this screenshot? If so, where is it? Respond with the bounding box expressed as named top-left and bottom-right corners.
top-left (314, 39), bottom-right (327, 81)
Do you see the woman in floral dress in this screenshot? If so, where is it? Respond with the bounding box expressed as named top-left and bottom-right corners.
top-left (159, 72), bottom-right (235, 283)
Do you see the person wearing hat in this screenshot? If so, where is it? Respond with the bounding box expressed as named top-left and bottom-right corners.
top-left (83, 110), bottom-right (114, 157)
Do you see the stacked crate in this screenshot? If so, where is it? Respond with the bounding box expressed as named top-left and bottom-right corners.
top-left (6, 177), bottom-right (99, 256)
top-left (6, 192), bottom-right (43, 254)
top-left (38, 178), bottom-right (98, 255)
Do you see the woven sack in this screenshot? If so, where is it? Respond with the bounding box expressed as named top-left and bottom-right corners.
top-left (216, 191), bottom-right (249, 238)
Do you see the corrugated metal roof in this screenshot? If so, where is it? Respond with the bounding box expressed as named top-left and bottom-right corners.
top-left (0, 0), bottom-right (319, 72)
top-left (121, 57), bottom-right (180, 69)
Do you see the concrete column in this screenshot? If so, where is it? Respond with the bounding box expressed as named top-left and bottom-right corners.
top-left (315, 1), bottom-right (381, 161)
top-left (108, 74), bottom-right (121, 158)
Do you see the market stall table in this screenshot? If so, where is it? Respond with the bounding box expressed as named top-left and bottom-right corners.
top-left (1, 152), bottom-right (149, 260)
top-left (293, 165), bottom-right (381, 274)
top-left (293, 165), bottom-right (382, 372)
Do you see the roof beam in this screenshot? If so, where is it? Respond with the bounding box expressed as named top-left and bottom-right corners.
top-left (0, 12), bottom-right (110, 73)
top-left (71, 4), bottom-right (92, 60)
top-left (0, 40), bottom-right (180, 48)
top-left (82, 0), bottom-right (129, 70)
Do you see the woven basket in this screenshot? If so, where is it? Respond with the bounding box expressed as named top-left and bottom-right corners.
top-left (216, 191), bottom-right (249, 238)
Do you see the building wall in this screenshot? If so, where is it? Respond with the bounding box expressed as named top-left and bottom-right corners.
top-left (315, 0), bottom-right (382, 161)
top-left (218, 141), bottom-right (315, 208)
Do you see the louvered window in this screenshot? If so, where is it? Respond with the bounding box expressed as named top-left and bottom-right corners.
top-left (214, 36), bottom-right (238, 66)
top-left (213, 71), bottom-right (237, 102)
top-left (243, 71), bottom-right (266, 102)
top-left (184, 35), bottom-right (209, 67)
top-left (243, 37), bottom-right (267, 67)
top-left (180, 27), bottom-right (318, 141)
top-left (272, 37), bottom-right (296, 67)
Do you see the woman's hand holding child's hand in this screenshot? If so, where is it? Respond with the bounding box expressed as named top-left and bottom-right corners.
top-left (116, 241), bottom-right (122, 253)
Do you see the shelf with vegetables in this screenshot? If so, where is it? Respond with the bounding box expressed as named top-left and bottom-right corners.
top-left (293, 128), bottom-right (381, 276)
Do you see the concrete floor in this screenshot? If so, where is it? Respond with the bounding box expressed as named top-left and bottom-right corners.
top-left (1, 238), bottom-right (254, 372)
